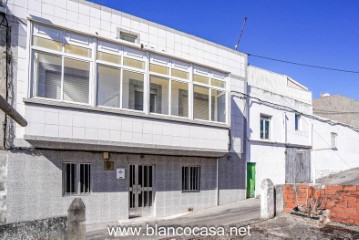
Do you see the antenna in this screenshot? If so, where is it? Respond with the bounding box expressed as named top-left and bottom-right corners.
top-left (234, 16), bottom-right (248, 50)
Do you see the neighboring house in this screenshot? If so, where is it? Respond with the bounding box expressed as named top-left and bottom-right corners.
top-left (246, 66), bottom-right (313, 196)
top-left (311, 113), bottom-right (359, 180)
top-left (313, 94), bottom-right (359, 129)
top-left (245, 67), bottom-right (359, 196)
top-left (0, 0), bottom-right (247, 224)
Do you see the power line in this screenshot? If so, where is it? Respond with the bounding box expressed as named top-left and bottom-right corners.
top-left (245, 53), bottom-right (359, 74)
top-left (314, 110), bottom-right (359, 114)
top-left (232, 90), bottom-right (355, 168)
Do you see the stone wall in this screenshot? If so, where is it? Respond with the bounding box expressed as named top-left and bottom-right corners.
top-left (283, 183), bottom-right (359, 226)
top-left (0, 216), bottom-right (67, 239)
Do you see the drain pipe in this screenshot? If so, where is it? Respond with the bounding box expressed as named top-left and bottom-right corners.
top-left (216, 157), bottom-right (219, 206)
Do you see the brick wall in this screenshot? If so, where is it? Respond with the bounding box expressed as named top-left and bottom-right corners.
top-left (283, 184), bottom-right (359, 226)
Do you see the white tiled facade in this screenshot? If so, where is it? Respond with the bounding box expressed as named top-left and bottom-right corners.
top-left (0, 0), bottom-right (247, 224)
top-left (4, 0), bottom-right (246, 153)
top-left (3, 0), bottom-right (359, 226)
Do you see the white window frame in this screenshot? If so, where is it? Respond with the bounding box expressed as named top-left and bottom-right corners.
top-left (29, 22), bottom-right (229, 125)
top-left (30, 23), bottom-right (93, 105)
top-left (260, 114), bottom-right (271, 140)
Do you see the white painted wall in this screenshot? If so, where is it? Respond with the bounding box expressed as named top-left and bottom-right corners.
top-left (247, 67), bottom-right (312, 146)
top-left (247, 67), bottom-right (312, 195)
top-left (312, 117), bottom-right (359, 179)
top-left (250, 144), bottom-right (286, 196)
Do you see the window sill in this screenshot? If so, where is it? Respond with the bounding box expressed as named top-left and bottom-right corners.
top-left (63, 193), bottom-right (91, 197)
top-left (24, 97), bottom-right (229, 129)
top-left (182, 190), bottom-right (201, 193)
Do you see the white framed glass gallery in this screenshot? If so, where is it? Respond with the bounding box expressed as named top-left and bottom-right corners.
top-left (29, 22), bottom-right (229, 124)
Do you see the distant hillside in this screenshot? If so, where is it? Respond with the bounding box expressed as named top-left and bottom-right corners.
top-left (313, 94), bottom-right (359, 129)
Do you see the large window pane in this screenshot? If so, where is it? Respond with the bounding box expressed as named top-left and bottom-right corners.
top-left (193, 74), bottom-right (209, 85)
top-left (122, 70), bottom-right (144, 111)
top-left (211, 78), bottom-right (226, 88)
top-left (123, 57), bottom-right (145, 69)
top-left (97, 65), bottom-right (121, 108)
top-left (171, 68), bottom-right (189, 80)
top-left (32, 36), bottom-right (62, 51)
top-left (150, 64), bottom-right (169, 75)
top-left (171, 81), bottom-right (188, 117)
top-left (63, 58), bottom-right (90, 103)
top-left (97, 51), bottom-right (121, 64)
top-left (33, 52), bottom-right (62, 100)
top-left (65, 44), bottom-right (91, 58)
top-left (150, 76), bottom-right (169, 114)
top-left (211, 89), bottom-right (226, 123)
top-left (194, 85), bottom-right (209, 120)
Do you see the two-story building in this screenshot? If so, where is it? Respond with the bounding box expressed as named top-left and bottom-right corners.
top-left (0, 0), bottom-right (247, 224)
top-left (2, 0), bottom-right (359, 228)
top-left (245, 66), bottom-right (359, 197)
top-left (246, 66), bottom-right (313, 197)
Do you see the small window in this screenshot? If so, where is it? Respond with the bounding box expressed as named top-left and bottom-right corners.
top-left (182, 166), bottom-right (200, 192)
top-left (79, 164), bottom-right (91, 194)
top-left (63, 163), bottom-right (77, 195)
top-left (295, 113), bottom-right (300, 131)
top-left (119, 31), bottom-right (138, 43)
top-left (331, 132), bottom-right (338, 150)
top-left (260, 114), bottom-right (271, 140)
top-left (63, 163), bottom-right (91, 195)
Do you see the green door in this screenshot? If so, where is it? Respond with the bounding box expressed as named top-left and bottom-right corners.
top-left (247, 163), bottom-right (256, 198)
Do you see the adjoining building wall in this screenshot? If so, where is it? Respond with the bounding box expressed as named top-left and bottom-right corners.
top-left (249, 144), bottom-right (286, 196)
top-left (4, 149), bottom-right (218, 224)
top-left (247, 66), bottom-right (312, 196)
top-left (312, 117), bottom-right (359, 179)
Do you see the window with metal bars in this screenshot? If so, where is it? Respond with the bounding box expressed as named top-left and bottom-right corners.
top-left (63, 163), bottom-right (91, 195)
top-left (182, 166), bottom-right (200, 192)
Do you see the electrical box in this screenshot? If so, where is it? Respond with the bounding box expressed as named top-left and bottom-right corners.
top-left (116, 168), bottom-right (125, 179)
top-left (104, 161), bottom-right (114, 171)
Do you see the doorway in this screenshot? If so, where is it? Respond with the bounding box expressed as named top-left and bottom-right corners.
top-left (247, 162), bottom-right (256, 198)
top-left (129, 165), bottom-right (155, 218)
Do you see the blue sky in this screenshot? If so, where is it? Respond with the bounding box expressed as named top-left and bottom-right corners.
top-left (91, 0), bottom-right (359, 100)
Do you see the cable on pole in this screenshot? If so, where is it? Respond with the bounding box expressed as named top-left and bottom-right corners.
top-left (246, 53), bottom-right (359, 74)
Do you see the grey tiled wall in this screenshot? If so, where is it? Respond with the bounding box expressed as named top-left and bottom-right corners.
top-left (4, 150), bottom-right (219, 224)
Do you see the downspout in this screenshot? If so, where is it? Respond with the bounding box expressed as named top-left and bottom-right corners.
top-left (0, 13), bottom-right (28, 150)
top-left (311, 122), bottom-right (316, 184)
top-left (216, 157), bottom-right (219, 206)
top-left (243, 58), bottom-right (249, 199)
top-left (284, 112), bottom-right (287, 144)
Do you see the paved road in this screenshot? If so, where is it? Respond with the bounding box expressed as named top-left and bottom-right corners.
top-left (317, 167), bottom-right (359, 185)
top-left (87, 198), bottom-right (260, 239)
